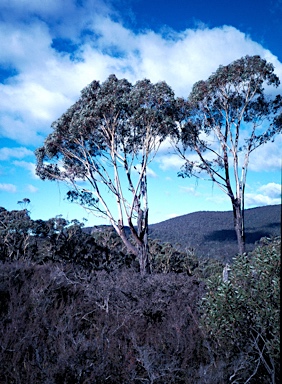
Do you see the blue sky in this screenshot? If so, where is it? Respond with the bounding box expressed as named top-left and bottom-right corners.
top-left (0, 0), bottom-right (281, 226)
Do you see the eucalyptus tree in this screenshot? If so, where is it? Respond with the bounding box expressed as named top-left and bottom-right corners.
top-left (174, 55), bottom-right (282, 254)
top-left (35, 75), bottom-right (176, 274)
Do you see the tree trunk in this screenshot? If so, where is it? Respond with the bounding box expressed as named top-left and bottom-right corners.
top-left (135, 203), bottom-right (151, 275)
top-left (116, 227), bottom-right (150, 275)
top-left (125, 209), bottom-right (151, 275)
top-left (232, 201), bottom-right (245, 255)
top-left (137, 242), bottom-right (151, 276)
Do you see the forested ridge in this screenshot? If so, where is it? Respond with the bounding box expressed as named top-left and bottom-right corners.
top-left (0, 204), bottom-right (280, 383)
top-left (149, 204), bottom-right (281, 261)
top-left (84, 204), bottom-right (281, 262)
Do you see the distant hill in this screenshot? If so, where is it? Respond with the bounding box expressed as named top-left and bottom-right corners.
top-left (149, 205), bottom-right (281, 262)
top-left (85, 205), bottom-right (281, 263)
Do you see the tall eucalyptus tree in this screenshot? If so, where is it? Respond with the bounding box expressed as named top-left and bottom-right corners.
top-left (36, 75), bottom-right (176, 274)
top-left (174, 56), bottom-right (282, 254)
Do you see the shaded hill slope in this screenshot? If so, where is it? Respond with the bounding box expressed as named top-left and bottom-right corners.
top-left (149, 205), bottom-right (281, 262)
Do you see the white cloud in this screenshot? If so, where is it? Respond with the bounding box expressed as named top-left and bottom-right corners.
top-left (0, 183), bottom-right (17, 192)
top-left (248, 136), bottom-right (282, 172)
top-left (179, 186), bottom-right (201, 196)
top-left (146, 167), bottom-right (157, 178)
top-left (245, 182), bottom-right (281, 207)
top-left (205, 194), bottom-right (230, 205)
top-left (258, 182), bottom-right (281, 197)
top-left (1, 82), bottom-right (70, 121)
top-left (0, 116), bottom-right (43, 145)
top-left (157, 154), bottom-right (184, 171)
top-left (0, 146), bottom-right (33, 160)
top-left (0, 0), bottom-right (62, 17)
top-left (0, 0), bottom-right (112, 39)
top-left (26, 184), bottom-right (39, 193)
top-left (0, 6), bottom-right (281, 149)
top-left (157, 149), bottom-right (217, 172)
top-left (245, 194), bottom-right (281, 207)
top-left (133, 26), bottom-right (261, 96)
top-left (166, 213), bottom-right (180, 219)
top-left (0, 22), bottom-right (76, 144)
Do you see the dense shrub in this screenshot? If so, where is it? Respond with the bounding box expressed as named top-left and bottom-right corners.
top-left (0, 208), bottom-right (137, 272)
top-left (0, 262), bottom-right (207, 383)
top-left (200, 237), bottom-right (281, 383)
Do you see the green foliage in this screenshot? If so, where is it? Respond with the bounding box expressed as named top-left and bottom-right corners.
top-left (178, 54), bottom-right (282, 178)
top-left (149, 239), bottom-right (199, 274)
top-left (183, 55), bottom-right (282, 156)
top-left (200, 237), bottom-right (280, 383)
top-left (34, 74), bottom-right (177, 207)
top-left (0, 208), bottom-right (137, 272)
top-left (35, 74), bottom-right (178, 274)
top-left (0, 207), bottom-right (34, 260)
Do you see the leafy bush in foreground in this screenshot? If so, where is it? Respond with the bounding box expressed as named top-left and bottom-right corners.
top-left (200, 237), bottom-right (280, 383)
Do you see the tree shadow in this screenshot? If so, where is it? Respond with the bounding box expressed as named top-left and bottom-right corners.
top-left (204, 229), bottom-right (270, 244)
top-left (266, 222), bottom-right (281, 229)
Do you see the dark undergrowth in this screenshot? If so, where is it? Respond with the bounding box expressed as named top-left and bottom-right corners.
top-left (0, 262), bottom-right (209, 383)
top-left (0, 206), bottom-right (280, 383)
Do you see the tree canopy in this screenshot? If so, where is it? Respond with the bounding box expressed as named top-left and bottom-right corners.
top-left (35, 74), bottom-right (177, 274)
top-left (174, 55), bottom-right (282, 254)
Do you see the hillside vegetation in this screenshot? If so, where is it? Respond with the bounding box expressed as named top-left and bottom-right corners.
top-left (149, 205), bottom-right (281, 261)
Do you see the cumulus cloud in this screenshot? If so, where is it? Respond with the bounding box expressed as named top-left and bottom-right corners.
top-left (1, 6), bottom-right (281, 147)
top-left (205, 194), bottom-right (230, 205)
top-left (166, 213), bottom-right (180, 219)
top-left (0, 146), bottom-right (33, 160)
top-left (180, 184), bottom-right (230, 205)
top-left (245, 182), bottom-right (281, 207)
top-left (258, 182), bottom-right (281, 197)
top-left (0, 183), bottom-right (17, 192)
top-left (248, 136), bottom-right (282, 172)
top-left (0, 0), bottom-right (63, 18)
top-left (156, 147), bottom-right (219, 175)
top-left (161, 123), bottom-right (282, 175)
top-left (157, 154), bottom-right (184, 171)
